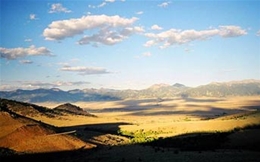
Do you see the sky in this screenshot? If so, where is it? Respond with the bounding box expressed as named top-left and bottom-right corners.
top-left (0, 0), bottom-right (260, 91)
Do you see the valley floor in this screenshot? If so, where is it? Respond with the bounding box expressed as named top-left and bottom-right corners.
top-left (1, 96), bottom-right (260, 161)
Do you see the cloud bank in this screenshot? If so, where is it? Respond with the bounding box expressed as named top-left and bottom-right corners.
top-left (0, 45), bottom-right (52, 60)
top-left (60, 65), bottom-right (110, 75)
top-left (0, 81), bottom-right (90, 91)
top-left (144, 25), bottom-right (247, 48)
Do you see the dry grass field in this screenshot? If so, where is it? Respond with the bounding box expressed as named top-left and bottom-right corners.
top-left (1, 96), bottom-right (260, 161)
top-left (36, 96), bottom-right (260, 135)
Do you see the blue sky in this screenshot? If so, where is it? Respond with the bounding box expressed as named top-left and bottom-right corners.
top-left (0, 0), bottom-right (259, 91)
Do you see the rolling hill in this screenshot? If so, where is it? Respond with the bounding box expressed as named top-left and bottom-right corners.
top-left (0, 98), bottom-right (95, 118)
top-left (54, 103), bottom-right (96, 117)
top-left (0, 99), bottom-right (95, 154)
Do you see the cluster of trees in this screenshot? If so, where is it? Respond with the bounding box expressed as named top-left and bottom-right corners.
top-left (118, 129), bottom-right (164, 144)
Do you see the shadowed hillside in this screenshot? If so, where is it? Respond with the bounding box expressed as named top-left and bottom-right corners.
top-left (0, 98), bottom-right (96, 118)
top-left (0, 101), bottom-right (95, 155)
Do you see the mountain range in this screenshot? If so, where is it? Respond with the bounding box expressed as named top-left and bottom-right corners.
top-left (0, 80), bottom-right (260, 103)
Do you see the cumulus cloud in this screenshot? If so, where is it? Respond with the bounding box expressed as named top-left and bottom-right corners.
top-left (144, 25), bottom-right (247, 48)
top-left (60, 65), bottom-right (110, 75)
top-left (49, 3), bottom-right (71, 13)
top-left (151, 24), bottom-right (163, 30)
top-left (0, 45), bottom-right (52, 60)
top-left (78, 26), bottom-right (144, 46)
top-left (43, 15), bottom-right (142, 46)
top-left (158, 1), bottom-right (171, 7)
top-left (218, 26), bottom-right (247, 37)
top-left (19, 60), bottom-right (33, 64)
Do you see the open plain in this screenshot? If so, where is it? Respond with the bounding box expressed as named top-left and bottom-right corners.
top-left (1, 96), bottom-right (259, 162)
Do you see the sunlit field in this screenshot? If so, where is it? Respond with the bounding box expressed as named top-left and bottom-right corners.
top-left (35, 96), bottom-right (260, 139)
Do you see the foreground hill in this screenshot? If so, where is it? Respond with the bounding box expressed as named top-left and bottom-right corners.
top-left (0, 98), bottom-right (95, 118)
top-left (0, 79), bottom-right (259, 102)
top-left (0, 99), bottom-right (95, 154)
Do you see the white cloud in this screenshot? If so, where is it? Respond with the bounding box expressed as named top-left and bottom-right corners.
top-left (43, 15), bottom-right (142, 46)
top-left (151, 24), bottom-right (163, 30)
top-left (19, 60), bottom-right (33, 64)
top-left (89, 0), bottom-right (116, 8)
top-left (135, 51), bottom-right (152, 59)
top-left (60, 65), bottom-right (110, 75)
top-left (78, 26), bottom-right (144, 46)
top-left (0, 45), bottom-right (52, 60)
top-left (98, 2), bottom-right (107, 8)
top-left (256, 30), bottom-right (260, 36)
top-left (49, 3), bottom-right (71, 13)
top-left (218, 25), bottom-right (247, 37)
top-left (143, 52), bottom-right (152, 57)
top-left (144, 25), bottom-right (247, 48)
top-left (28, 81), bottom-right (90, 87)
top-left (0, 81), bottom-right (90, 91)
top-left (158, 1), bottom-right (171, 7)
top-left (88, 5), bottom-right (96, 8)
top-left (24, 39), bottom-right (32, 42)
top-left (29, 14), bottom-right (37, 20)
top-left (136, 11), bottom-right (143, 15)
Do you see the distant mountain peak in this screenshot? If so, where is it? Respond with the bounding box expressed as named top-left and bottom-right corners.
top-left (172, 83), bottom-right (186, 88)
top-left (51, 88), bottom-right (62, 92)
top-left (149, 83), bottom-right (171, 89)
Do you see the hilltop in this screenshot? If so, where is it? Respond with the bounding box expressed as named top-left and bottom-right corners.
top-left (54, 103), bottom-right (96, 117)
